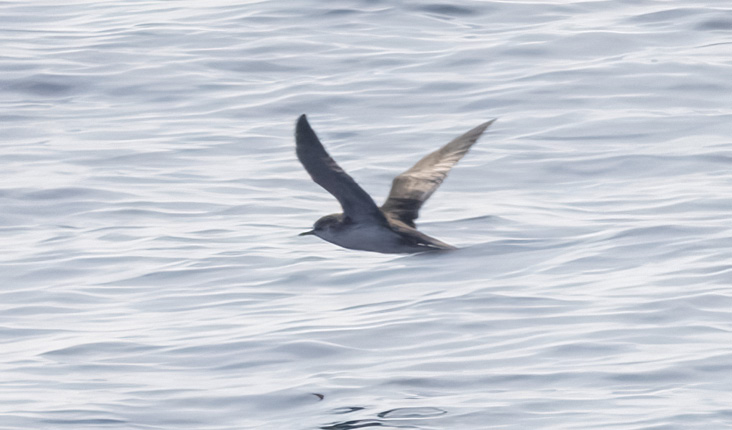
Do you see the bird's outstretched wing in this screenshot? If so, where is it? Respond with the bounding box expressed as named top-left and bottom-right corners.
top-left (381, 119), bottom-right (495, 228)
top-left (295, 114), bottom-right (387, 223)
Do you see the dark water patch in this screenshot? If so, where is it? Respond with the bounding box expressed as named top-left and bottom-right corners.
top-left (1, 72), bottom-right (95, 99)
top-left (271, 339), bottom-right (354, 359)
top-left (41, 418), bottom-right (128, 426)
top-left (323, 8), bottom-right (362, 17)
top-left (42, 341), bottom-right (159, 358)
top-left (2, 305), bottom-right (80, 316)
top-left (4, 79), bottom-right (75, 97)
top-left (696, 18), bottom-right (732, 31)
top-left (415, 4), bottom-right (478, 17)
top-left (0, 326), bottom-right (65, 340)
top-left (629, 8), bottom-right (704, 24)
top-left (207, 59), bottom-right (304, 73)
top-left (24, 187), bottom-right (131, 201)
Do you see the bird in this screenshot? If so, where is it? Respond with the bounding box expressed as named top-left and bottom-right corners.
top-left (295, 114), bottom-right (495, 254)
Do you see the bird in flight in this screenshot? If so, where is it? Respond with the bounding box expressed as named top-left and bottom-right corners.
top-left (296, 114), bottom-right (494, 253)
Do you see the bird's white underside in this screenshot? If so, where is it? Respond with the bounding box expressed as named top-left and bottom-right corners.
top-left (314, 223), bottom-right (404, 253)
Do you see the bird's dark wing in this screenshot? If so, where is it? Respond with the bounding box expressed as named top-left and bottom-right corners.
top-left (381, 119), bottom-right (495, 228)
top-left (295, 114), bottom-right (387, 223)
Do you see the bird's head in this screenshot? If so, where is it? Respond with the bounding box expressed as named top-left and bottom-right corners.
top-left (299, 214), bottom-right (344, 238)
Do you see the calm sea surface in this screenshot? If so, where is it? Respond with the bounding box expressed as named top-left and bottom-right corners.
top-left (2, 1), bottom-right (732, 429)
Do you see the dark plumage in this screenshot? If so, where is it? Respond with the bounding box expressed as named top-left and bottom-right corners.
top-left (296, 114), bottom-right (494, 253)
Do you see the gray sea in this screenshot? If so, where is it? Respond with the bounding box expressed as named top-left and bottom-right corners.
top-left (2, 1), bottom-right (732, 429)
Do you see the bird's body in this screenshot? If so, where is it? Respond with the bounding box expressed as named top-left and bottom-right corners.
top-left (295, 114), bottom-right (494, 254)
top-left (306, 212), bottom-right (456, 253)
top-left (310, 214), bottom-right (418, 253)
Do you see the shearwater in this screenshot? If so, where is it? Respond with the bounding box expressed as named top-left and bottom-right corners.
top-left (296, 114), bottom-right (495, 254)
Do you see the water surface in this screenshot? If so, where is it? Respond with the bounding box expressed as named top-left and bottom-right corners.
top-left (2, 1), bottom-right (732, 429)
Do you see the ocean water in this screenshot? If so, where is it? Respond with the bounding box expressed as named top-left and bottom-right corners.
top-left (2, 1), bottom-right (732, 429)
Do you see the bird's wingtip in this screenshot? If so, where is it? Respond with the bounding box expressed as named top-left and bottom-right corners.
top-left (482, 118), bottom-right (497, 128)
top-left (296, 114), bottom-right (312, 136)
top-left (296, 114), bottom-right (313, 134)
top-left (460, 118), bottom-right (497, 139)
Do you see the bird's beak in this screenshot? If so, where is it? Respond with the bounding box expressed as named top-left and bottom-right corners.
top-left (299, 230), bottom-right (315, 236)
